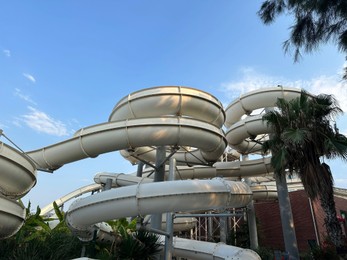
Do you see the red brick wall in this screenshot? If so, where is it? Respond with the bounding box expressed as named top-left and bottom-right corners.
top-left (291, 190), bottom-right (318, 251)
top-left (311, 197), bottom-right (326, 244)
top-left (335, 196), bottom-right (347, 239)
top-left (254, 190), bottom-right (347, 253)
top-left (255, 190), bottom-right (317, 253)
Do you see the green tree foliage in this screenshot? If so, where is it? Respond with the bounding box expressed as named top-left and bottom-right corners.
top-left (262, 90), bottom-right (347, 246)
top-left (0, 201), bottom-right (82, 260)
top-left (258, 0), bottom-right (347, 78)
top-left (112, 227), bottom-right (161, 260)
top-left (0, 203), bottom-right (161, 260)
top-left (227, 221), bottom-right (250, 248)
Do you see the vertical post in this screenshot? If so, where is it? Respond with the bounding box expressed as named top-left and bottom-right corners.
top-left (137, 161), bottom-right (144, 177)
top-left (151, 146), bottom-right (166, 230)
top-left (247, 197), bottom-right (258, 249)
top-left (243, 154), bottom-right (258, 249)
top-left (233, 208), bottom-right (237, 245)
top-left (220, 214), bottom-right (227, 243)
top-left (205, 216), bottom-right (208, 241)
top-left (208, 212), bottom-right (213, 241)
top-left (164, 157), bottom-right (176, 260)
top-left (103, 178), bottom-right (112, 191)
top-left (245, 177), bottom-right (259, 250)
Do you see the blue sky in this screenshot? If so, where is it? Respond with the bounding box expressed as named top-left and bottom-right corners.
top-left (0, 1), bottom-right (346, 208)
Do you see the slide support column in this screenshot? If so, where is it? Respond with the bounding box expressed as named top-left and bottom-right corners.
top-left (164, 157), bottom-right (176, 260)
top-left (151, 146), bottom-right (166, 230)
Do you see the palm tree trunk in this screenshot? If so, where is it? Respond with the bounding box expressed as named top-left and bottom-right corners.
top-left (319, 187), bottom-right (343, 247)
top-left (275, 172), bottom-right (300, 260)
top-left (319, 163), bottom-right (343, 247)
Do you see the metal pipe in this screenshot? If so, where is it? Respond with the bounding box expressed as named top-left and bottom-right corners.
top-left (136, 161), bottom-right (144, 177)
top-left (245, 177), bottom-right (259, 250)
top-left (308, 197), bottom-right (320, 246)
top-left (175, 213), bottom-right (244, 218)
top-left (164, 157), bottom-right (176, 260)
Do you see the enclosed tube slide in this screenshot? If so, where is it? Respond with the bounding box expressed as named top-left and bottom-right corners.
top-left (66, 178), bottom-right (252, 241)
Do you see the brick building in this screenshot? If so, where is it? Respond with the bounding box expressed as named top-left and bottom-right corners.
top-left (254, 188), bottom-right (347, 253)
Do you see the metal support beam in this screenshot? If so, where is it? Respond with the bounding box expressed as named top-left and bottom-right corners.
top-left (103, 178), bottom-right (112, 191)
top-left (164, 157), bottom-right (176, 260)
top-left (245, 177), bottom-right (259, 250)
top-left (247, 200), bottom-right (258, 250)
top-left (136, 161), bottom-right (144, 177)
top-left (151, 146), bottom-right (166, 231)
top-left (220, 213), bottom-right (227, 243)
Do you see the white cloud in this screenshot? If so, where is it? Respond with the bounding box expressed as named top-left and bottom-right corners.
top-left (3, 49), bottom-right (10, 57)
top-left (14, 88), bottom-right (37, 105)
top-left (22, 107), bottom-right (68, 136)
top-left (23, 73), bottom-right (36, 83)
top-left (304, 75), bottom-right (347, 112)
top-left (220, 67), bottom-right (285, 100)
top-left (220, 67), bottom-right (347, 112)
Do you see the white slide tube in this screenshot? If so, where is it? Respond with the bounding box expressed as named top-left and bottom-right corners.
top-left (0, 142), bottom-right (36, 198)
top-left (170, 236), bottom-right (261, 260)
top-left (135, 157), bottom-right (273, 180)
top-left (0, 142), bottom-right (37, 239)
top-left (0, 195), bottom-right (26, 239)
top-left (109, 86), bottom-right (225, 128)
top-left (27, 86), bottom-right (226, 171)
top-left (40, 183), bottom-right (101, 216)
top-left (94, 172), bottom-right (153, 187)
top-left (224, 87), bottom-right (302, 154)
top-left (225, 115), bottom-right (268, 153)
top-left (27, 117), bottom-right (226, 170)
top-left (224, 86), bottom-right (302, 128)
top-left (66, 178), bottom-right (252, 241)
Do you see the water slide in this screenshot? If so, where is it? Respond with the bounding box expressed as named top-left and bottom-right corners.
top-left (0, 142), bottom-right (37, 239)
top-left (0, 86), bottom-right (304, 259)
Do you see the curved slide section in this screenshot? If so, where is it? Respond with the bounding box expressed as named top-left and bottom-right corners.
top-left (0, 142), bottom-right (37, 239)
top-left (27, 87), bottom-right (227, 171)
top-left (40, 183), bottom-right (101, 216)
top-left (66, 178), bottom-right (252, 241)
top-left (225, 87), bottom-right (302, 153)
top-left (224, 86), bottom-right (302, 128)
top-left (109, 86), bottom-right (225, 127)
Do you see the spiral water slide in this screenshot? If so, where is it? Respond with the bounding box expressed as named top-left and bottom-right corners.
top-left (0, 86), bottom-right (303, 259)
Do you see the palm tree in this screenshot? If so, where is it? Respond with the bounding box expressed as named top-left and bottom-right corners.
top-left (263, 90), bottom-right (347, 247)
